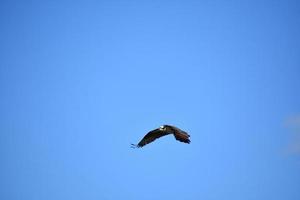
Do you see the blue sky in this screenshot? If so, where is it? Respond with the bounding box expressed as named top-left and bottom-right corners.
top-left (1, 0), bottom-right (300, 199)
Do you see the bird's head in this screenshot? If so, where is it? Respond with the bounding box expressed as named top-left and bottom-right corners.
top-left (159, 125), bottom-right (166, 131)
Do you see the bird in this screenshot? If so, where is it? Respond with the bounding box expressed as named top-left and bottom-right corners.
top-left (131, 125), bottom-right (190, 148)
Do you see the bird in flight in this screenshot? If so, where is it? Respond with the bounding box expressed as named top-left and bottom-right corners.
top-left (131, 125), bottom-right (190, 148)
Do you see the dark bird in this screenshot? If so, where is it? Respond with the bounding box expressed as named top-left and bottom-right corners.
top-left (131, 125), bottom-right (190, 148)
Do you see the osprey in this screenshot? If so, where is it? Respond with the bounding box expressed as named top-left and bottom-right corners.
top-left (131, 125), bottom-right (190, 148)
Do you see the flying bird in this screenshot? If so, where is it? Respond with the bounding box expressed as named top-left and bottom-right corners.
top-left (131, 125), bottom-right (190, 148)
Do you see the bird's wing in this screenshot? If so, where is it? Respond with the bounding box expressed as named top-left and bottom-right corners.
top-left (136, 129), bottom-right (171, 147)
top-left (167, 125), bottom-right (191, 144)
top-left (166, 125), bottom-right (185, 134)
top-left (173, 132), bottom-right (191, 144)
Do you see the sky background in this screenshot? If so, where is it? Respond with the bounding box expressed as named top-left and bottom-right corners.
top-left (1, 0), bottom-right (300, 199)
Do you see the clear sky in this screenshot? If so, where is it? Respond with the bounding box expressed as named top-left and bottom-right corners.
top-left (1, 0), bottom-right (300, 199)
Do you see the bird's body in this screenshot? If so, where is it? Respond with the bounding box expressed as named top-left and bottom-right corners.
top-left (132, 125), bottom-right (190, 148)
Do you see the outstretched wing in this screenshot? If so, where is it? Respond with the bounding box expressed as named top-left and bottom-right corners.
top-left (167, 125), bottom-right (191, 144)
top-left (134, 129), bottom-right (171, 148)
top-left (173, 132), bottom-right (190, 144)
